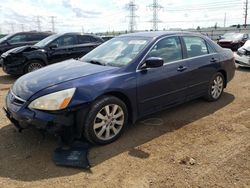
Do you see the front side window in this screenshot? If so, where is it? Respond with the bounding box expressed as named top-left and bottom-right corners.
top-left (147, 36), bottom-right (182, 64)
top-left (183, 36), bottom-right (209, 58)
top-left (8, 34), bottom-right (27, 43)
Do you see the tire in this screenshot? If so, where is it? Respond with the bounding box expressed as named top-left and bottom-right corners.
top-left (24, 60), bottom-right (44, 73)
top-left (204, 72), bottom-right (225, 102)
top-left (83, 96), bottom-right (128, 145)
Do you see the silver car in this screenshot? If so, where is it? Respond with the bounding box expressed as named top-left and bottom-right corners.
top-left (235, 40), bottom-right (250, 67)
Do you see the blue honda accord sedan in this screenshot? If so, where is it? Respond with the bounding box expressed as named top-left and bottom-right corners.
top-left (4, 31), bottom-right (235, 145)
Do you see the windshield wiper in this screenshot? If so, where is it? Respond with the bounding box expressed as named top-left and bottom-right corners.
top-left (86, 60), bottom-right (106, 66)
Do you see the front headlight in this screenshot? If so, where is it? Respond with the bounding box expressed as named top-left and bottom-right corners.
top-left (28, 88), bottom-right (76, 111)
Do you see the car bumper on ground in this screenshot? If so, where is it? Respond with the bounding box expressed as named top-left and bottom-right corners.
top-left (234, 53), bottom-right (250, 67)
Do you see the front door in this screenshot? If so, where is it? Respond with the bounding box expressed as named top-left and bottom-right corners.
top-left (47, 35), bottom-right (78, 64)
top-left (136, 36), bottom-right (189, 116)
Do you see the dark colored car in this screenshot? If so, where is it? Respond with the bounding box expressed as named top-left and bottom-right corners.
top-left (101, 35), bottom-right (114, 41)
top-left (1, 33), bottom-right (103, 75)
top-left (0, 31), bottom-right (51, 56)
top-left (4, 31), bottom-right (235, 145)
top-left (217, 33), bottom-right (249, 51)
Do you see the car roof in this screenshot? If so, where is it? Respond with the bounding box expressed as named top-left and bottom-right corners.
top-left (13, 31), bottom-right (52, 35)
top-left (118, 31), bottom-right (197, 38)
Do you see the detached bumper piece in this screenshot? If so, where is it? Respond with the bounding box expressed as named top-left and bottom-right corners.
top-left (53, 141), bottom-right (90, 169)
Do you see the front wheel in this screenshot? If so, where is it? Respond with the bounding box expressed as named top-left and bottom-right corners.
top-left (83, 96), bottom-right (128, 145)
top-left (204, 72), bottom-right (225, 102)
top-left (25, 60), bottom-right (44, 73)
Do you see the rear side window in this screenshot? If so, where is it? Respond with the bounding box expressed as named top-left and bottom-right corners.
top-left (183, 37), bottom-right (209, 58)
top-left (51, 35), bottom-right (77, 47)
top-left (147, 36), bottom-right (182, 64)
top-left (26, 34), bottom-right (47, 41)
top-left (78, 36), bottom-right (92, 44)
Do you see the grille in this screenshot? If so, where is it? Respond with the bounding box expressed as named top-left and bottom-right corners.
top-left (9, 91), bottom-right (26, 105)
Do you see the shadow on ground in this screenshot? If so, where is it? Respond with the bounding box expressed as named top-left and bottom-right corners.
top-left (236, 66), bottom-right (250, 72)
top-left (0, 92), bottom-right (235, 181)
top-left (0, 74), bottom-right (16, 86)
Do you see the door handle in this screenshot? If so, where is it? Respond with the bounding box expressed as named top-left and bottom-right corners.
top-left (177, 66), bottom-right (187, 72)
top-left (210, 58), bottom-right (218, 63)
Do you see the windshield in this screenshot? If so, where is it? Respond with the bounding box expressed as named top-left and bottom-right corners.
top-left (222, 33), bottom-right (244, 40)
top-left (0, 34), bottom-right (14, 43)
top-left (34, 34), bottom-right (60, 48)
top-left (81, 37), bottom-right (150, 67)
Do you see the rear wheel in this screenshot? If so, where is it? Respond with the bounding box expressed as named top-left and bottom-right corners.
top-left (204, 72), bottom-right (225, 102)
top-left (83, 96), bottom-right (128, 145)
top-left (25, 60), bottom-right (44, 73)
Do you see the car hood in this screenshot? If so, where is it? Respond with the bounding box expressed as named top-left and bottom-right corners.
top-left (1, 45), bottom-right (39, 57)
top-left (12, 59), bottom-right (117, 100)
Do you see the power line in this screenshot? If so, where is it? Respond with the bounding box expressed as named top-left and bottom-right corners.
top-left (126, 0), bottom-right (138, 32)
top-left (244, 0), bottom-right (248, 28)
top-left (148, 0), bottom-right (163, 31)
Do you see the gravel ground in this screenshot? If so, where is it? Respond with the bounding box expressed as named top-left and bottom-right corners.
top-left (0, 67), bottom-right (249, 188)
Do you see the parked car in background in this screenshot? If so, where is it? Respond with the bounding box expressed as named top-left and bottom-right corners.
top-left (234, 40), bottom-right (250, 67)
top-left (217, 33), bottom-right (249, 51)
top-left (0, 31), bottom-right (52, 56)
top-left (101, 35), bottom-right (114, 41)
top-left (4, 31), bottom-right (235, 145)
top-left (1, 33), bottom-right (104, 75)
top-left (0, 34), bottom-right (7, 39)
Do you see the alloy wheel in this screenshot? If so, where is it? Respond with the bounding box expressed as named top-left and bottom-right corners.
top-left (93, 104), bottom-right (124, 141)
top-left (27, 63), bottom-right (43, 72)
top-left (211, 75), bottom-right (224, 99)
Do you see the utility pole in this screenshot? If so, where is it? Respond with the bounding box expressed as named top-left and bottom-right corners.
top-left (81, 26), bottom-right (84, 34)
top-left (10, 23), bottom-right (14, 33)
top-left (223, 13), bottom-right (227, 28)
top-left (20, 24), bottom-right (24, 32)
top-left (244, 0), bottom-right (248, 28)
top-left (126, 0), bottom-right (138, 33)
top-left (50, 16), bottom-right (56, 32)
top-left (148, 0), bottom-right (163, 31)
top-left (36, 16), bottom-right (42, 31)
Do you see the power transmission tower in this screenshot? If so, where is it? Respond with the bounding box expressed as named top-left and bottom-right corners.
top-left (126, 0), bottom-right (138, 33)
top-left (36, 16), bottom-right (42, 31)
top-left (148, 0), bottom-right (163, 31)
top-left (50, 16), bottom-right (56, 32)
top-left (244, 0), bottom-right (248, 28)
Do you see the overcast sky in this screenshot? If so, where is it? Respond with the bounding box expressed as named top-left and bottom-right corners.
top-left (0, 0), bottom-right (245, 34)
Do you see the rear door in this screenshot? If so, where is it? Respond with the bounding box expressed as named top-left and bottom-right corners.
top-left (70, 35), bottom-right (99, 58)
top-left (181, 36), bottom-right (219, 99)
top-left (136, 36), bottom-right (190, 116)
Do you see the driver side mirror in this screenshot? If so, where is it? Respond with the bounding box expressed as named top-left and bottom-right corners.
top-left (49, 44), bottom-right (58, 49)
top-left (144, 57), bottom-right (164, 69)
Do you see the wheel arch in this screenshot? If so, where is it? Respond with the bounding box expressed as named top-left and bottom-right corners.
top-left (97, 91), bottom-right (134, 125)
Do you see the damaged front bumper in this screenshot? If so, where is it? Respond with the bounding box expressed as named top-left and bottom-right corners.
top-left (234, 52), bottom-right (250, 67)
top-left (1, 55), bottom-right (26, 75)
top-left (3, 90), bottom-right (89, 138)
